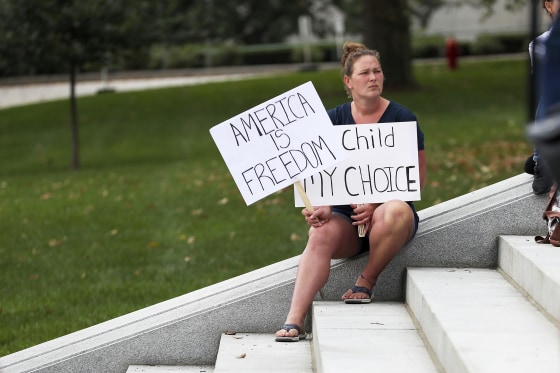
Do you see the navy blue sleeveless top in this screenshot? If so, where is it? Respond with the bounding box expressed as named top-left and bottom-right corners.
top-left (326, 101), bottom-right (424, 233)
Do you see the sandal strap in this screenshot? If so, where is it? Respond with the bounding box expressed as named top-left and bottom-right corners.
top-left (350, 285), bottom-right (372, 298)
top-left (281, 323), bottom-right (302, 334)
top-left (360, 273), bottom-right (376, 286)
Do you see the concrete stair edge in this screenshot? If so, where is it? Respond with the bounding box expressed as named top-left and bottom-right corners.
top-left (406, 267), bottom-right (560, 373)
top-left (126, 365), bottom-right (214, 372)
top-left (311, 302), bottom-right (439, 373)
top-left (498, 235), bottom-right (560, 323)
top-left (213, 333), bottom-right (312, 373)
top-left (125, 235), bottom-right (560, 373)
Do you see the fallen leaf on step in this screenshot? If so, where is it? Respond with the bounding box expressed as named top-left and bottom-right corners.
top-left (225, 330), bottom-right (236, 335)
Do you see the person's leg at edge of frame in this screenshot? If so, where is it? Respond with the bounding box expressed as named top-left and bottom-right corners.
top-left (532, 11), bottom-right (560, 193)
top-left (532, 38), bottom-right (553, 195)
top-left (532, 111), bottom-right (554, 194)
top-left (542, 15), bottom-right (560, 117)
top-left (538, 14), bottom-right (560, 185)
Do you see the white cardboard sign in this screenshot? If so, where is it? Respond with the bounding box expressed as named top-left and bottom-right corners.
top-left (294, 122), bottom-right (420, 206)
top-left (210, 81), bottom-right (347, 205)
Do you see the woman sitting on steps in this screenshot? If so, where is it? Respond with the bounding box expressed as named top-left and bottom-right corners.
top-left (275, 41), bottom-right (427, 342)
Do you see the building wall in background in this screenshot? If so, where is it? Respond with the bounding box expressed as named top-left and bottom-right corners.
top-left (414, 0), bottom-right (553, 41)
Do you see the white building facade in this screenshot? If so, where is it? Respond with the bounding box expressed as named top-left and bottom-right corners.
top-left (412, 0), bottom-right (553, 41)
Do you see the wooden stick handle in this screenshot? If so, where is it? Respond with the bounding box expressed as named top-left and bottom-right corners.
top-left (357, 203), bottom-right (366, 237)
top-left (295, 181), bottom-right (314, 213)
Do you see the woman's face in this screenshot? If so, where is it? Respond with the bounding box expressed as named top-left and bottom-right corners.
top-left (545, 0), bottom-right (560, 20)
top-left (344, 55), bottom-right (384, 100)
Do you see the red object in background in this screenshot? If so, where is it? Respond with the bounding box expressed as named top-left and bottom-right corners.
top-left (445, 38), bottom-right (458, 70)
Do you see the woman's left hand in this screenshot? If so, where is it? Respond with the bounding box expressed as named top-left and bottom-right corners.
top-left (351, 203), bottom-right (378, 230)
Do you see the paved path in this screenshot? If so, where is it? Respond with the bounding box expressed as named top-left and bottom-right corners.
top-left (0, 55), bottom-right (524, 110)
top-left (0, 62), bottom-right (342, 110)
top-left (0, 72), bottom-right (265, 110)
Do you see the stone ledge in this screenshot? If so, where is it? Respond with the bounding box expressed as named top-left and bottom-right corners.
top-left (0, 173), bottom-right (546, 373)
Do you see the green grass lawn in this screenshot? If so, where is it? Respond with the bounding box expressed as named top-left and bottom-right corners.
top-left (0, 57), bottom-right (532, 356)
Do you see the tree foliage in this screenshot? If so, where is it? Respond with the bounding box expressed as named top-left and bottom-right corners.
top-left (182, 0), bottom-right (314, 44)
top-left (0, 0), bottom-right (527, 77)
top-left (0, 0), bottom-right (315, 169)
top-left (0, 0), bottom-right (529, 169)
top-left (0, 0), bottom-right (153, 169)
top-left (0, 0), bottom-right (151, 76)
top-left (0, 0), bottom-right (316, 76)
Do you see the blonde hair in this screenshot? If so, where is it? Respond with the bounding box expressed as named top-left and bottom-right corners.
top-left (341, 41), bottom-right (382, 77)
top-left (340, 41), bottom-right (382, 97)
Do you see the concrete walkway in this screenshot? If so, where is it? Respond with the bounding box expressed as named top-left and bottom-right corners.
top-left (0, 72), bottom-right (262, 110)
top-left (0, 63), bottom-right (339, 110)
top-left (0, 54), bottom-right (525, 110)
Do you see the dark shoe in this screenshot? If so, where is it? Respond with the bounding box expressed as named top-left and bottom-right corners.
top-left (533, 162), bottom-right (553, 195)
top-left (524, 155), bottom-right (535, 175)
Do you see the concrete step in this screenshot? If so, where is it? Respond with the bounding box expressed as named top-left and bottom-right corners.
top-left (126, 365), bottom-right (214, 372)
top-left (127, 235), bottom-right (560, 373)
top-left (498, 235), bottom-right (560, 322)
top-left (127, 332), bottom-right (312, 373)
top-left (312, 301), bottom-right (440, 373)
top-left (407, 267), bottom-right (560, 373)
top-left (213, 332), bottom-right (313, 373)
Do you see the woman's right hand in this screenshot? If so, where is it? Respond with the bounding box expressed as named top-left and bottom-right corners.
top-left (302, 206), bottom-right (332, 227)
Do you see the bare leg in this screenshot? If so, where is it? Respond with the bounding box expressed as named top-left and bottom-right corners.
top-left (341, 200), bottom-right (415, 300)
top-left (276, 215), bottom-right (360, 338)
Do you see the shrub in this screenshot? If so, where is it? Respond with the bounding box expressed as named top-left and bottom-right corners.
top-left (472, 33), bottom-right (527, 56)
top-left (412, 35), bottom-right (446, 58)
top-left (472, 35), bottom-right (506, 55)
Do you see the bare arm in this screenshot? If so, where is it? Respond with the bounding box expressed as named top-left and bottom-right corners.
top-left (418, 150), bottom-right (427, 191)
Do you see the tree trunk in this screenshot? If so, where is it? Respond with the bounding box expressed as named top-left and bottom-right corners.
top-left (69, 61), bottom-right (80, 170)
top-left (362, 0), bottom-right (415, 88)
